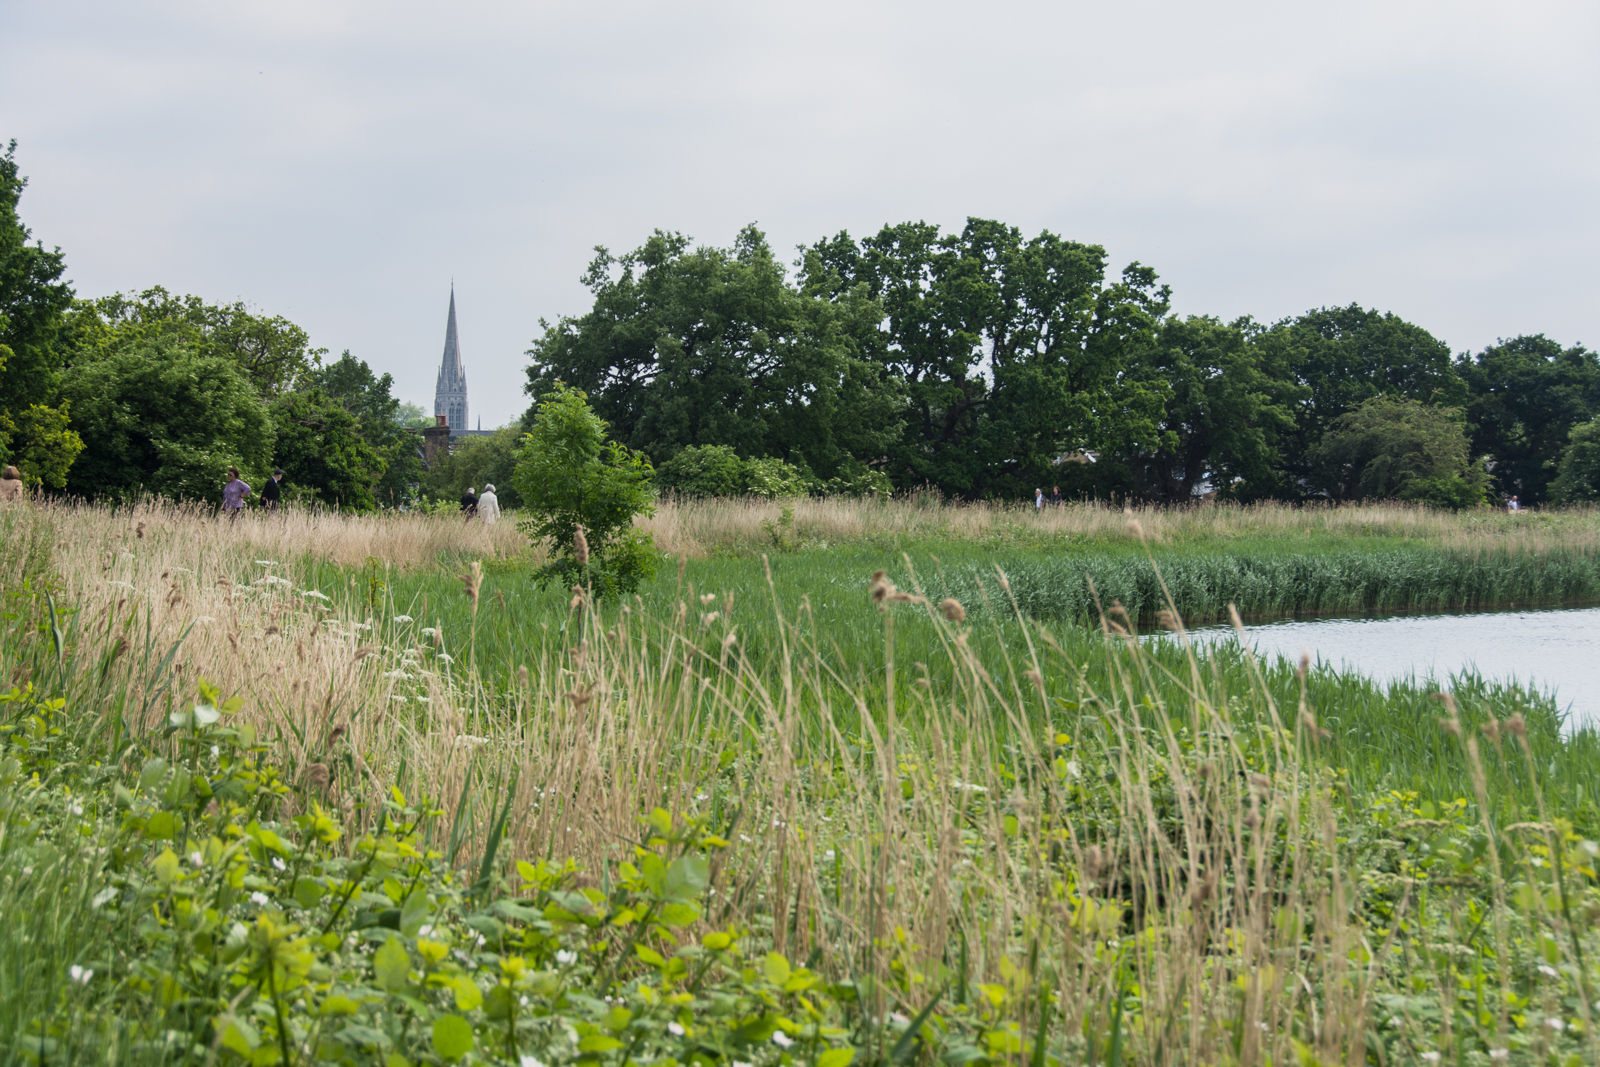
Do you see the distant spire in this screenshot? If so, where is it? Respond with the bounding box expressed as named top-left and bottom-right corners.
top-left (433, 286), bottom-right (469, 432)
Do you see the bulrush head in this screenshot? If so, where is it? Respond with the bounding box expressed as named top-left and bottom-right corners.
top-left (939, 598), bottom-right (966, 623)
top-left (574, 527), bottom-right (590, 567)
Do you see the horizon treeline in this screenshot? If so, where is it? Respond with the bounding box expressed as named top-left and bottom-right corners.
top-left (4, 141), bottom-right (1599, 510)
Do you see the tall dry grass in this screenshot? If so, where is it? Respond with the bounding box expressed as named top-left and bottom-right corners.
top-left (5, 497), bottom-right (1598, 1063)
top-left (642, 492), bottom-right (1600, 557)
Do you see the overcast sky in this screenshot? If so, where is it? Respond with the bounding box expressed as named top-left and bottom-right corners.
top-left (3, 0), bottom-right (1597, 428)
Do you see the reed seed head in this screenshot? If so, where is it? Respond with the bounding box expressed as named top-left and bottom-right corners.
top-left (1439, 718), bottom-right (1462, 738)
top-left (939, 598), bottom-right (966, 623)
top-left (574, 527), bottom-right (589, 567)
top-left (306, 763), bottom-right (331, 790)
top-left (517, 665), bottom-right (530, 687)
top-left (1505, 713), bottom-right (1527, 738)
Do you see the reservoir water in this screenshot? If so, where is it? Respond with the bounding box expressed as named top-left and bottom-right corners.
top-left (1177, 605), bottom-right (1600, 730)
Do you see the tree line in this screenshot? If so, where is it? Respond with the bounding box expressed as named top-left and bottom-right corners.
top-left (528, 223), bottom-right (1600, 507)
top-left (5, 139), bottom-right (1600, 509)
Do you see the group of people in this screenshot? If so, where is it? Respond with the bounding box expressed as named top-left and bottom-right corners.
top-left (458, 484), bottom-right (500, 525)
top-left (221, 467), bottom-right (285, 516)
top-left (1034, 485), bottom-right (1064, 509)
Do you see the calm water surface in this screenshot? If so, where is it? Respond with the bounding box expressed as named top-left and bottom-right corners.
top-left (1176, 605), bottom-right (1600, 729)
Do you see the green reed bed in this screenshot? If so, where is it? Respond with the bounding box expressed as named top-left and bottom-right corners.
top-left (297, 544), bottom-right (1600, 833)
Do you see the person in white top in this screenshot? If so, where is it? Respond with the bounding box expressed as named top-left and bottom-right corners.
top-left (477, 483), bottom-right (501, 525)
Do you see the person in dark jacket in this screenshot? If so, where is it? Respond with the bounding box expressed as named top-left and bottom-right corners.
top-left (261, 469), bottom-right (284, 510)
top-left (460, 487), bottom-right (478, 519)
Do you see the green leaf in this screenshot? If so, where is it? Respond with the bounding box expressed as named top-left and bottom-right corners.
top-left (647, 807), bottom-right (674, 837)
top-left (152, 848), bottom-right (181, 884)
top-left (658, 902), bottom-right (700, 927)
top-left (635, 944), bottom-right (667, 967)
top-left (373, 937), bottom-right (411, 992)
top-left (762, 951), bottom-right (791, 986)
top-left (579, 1035), bottom-right (625, 1053)
top-left (664, 855), bottom-right (709, 901)
top-left (431, 1014), bottom-right (474, 1061)
top-left (450, 975), bottom-right (483, 1012)
top-left (819, 1049), bottom-right (856, 1067)
top-left (216, 1017), bottom-right (260, 1055)
top-left (484, 984), bottom-right (515, 1021)
top-left (400, 888), bottom-right (431, 937)
top-left (320, 995), bottom-right (362, 1016)
top-left (294, 878), bottom-right (326, 908)
top-left (144, 811), bottom-right (177, 841)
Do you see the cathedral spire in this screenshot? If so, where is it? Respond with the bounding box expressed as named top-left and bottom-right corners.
top-left (434, 286), bottom-right (469, 432)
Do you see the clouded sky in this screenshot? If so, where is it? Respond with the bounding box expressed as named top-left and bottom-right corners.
top-left (3, 0), bottom-right (1596, 427)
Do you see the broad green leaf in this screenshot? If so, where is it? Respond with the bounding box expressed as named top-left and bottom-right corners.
top-left (658, 902), bottom-right (699, 927)
top-left (664, 855), bottom-right (709, 901)
top-left (603, 1005), bottom-right (632, 1032)
top-left (579, 1035), bottom-right (624, 1053)
top-left (152, 848), bottom-right (181, 884)
top-left (635, 944), bottom-right (667, 967)
top-left (762, 952), bottom-right (791, 986)
top-left (374, 937), bottom-right (411, 991)
top-left (818, 1049), bottom-right (856, 1067)
top-left (450, 975), bottom-right (483, 1011)
top-left (431, 1014), bottom-right (474, 1061)
top-left (144, 811), bottom-right (177, 841)
top-left (400, 888), bottom-right (431, 937)
top-left (320, 995), bottom-right (361, 1016)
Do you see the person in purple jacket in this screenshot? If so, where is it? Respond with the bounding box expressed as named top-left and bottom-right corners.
top-left (222, 466), bottom-right (252, 519)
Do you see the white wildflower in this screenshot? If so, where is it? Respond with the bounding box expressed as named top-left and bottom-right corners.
top-left (520, 1057), bottom-right (546, 1067)
top-left (418, 925), bottom-right (433, 937)
top-left (91, 888), bottom-right (118, 908)
top-left (68, 965), bottom-right (94, 984)
top-left (456, 735), bottom-right (489, 747)
top-left (421, 627), bottom-right (439, 638)
top-left (695, 793), bottom-right (709, 802)
top-left (300, 589), bottom-right (330, 600)
top-left (772, 1032), bottom-right (794, 1048)
top-left (382, 671), bottom-right (412, 680)
top-left (1546, 1017), bottom-right (1565, 1031)
top-left (1420, 1054), bottom-right (1440, 1063)
top-left (271, 857), bottom-right (287, 871)
top-left (211, 745), bottom-right (220, 757)
top-left (194, 616), bottom-right (216, 624)
top-left (555, 950), bottom-right (577, 965)
top-left (255, 560), bottom-right (279, 566)
top-left (1489, 1051), bottom-right (1509, 1062)
top-left (393, 615), bottom-right (414, 623)
top-left (1539, 964), bottom-right (1560, 978)
top-left (436, 653), bottom-right (454, 664)
top-left (189, 852), bottom-right (204, 868)
top-left (255, 575), bottom-right (292, 587)
top-left (390, 696), bottom-right (409, 703)
top-left (69, 802), bottom-right (84, 816)
top-left (740, 834), bottom-right (752, 843)
top-left (106, 580), bottom-right (135, 590)
top-left (667, 1022), bottom-right (685, 1036)
top-left (250, 892), bottom-right (270, 906)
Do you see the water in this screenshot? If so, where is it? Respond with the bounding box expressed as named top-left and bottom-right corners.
top-left (1176, 605), bottom-right (1600, 728)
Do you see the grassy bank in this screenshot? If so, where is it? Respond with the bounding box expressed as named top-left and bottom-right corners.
top-left (4, 498), bottom-right (1600, 1064)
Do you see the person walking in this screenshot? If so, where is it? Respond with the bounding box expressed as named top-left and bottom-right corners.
top-left (1034, 487), bottom-right (1044, 511)
top-left (460, 486), bottom-right (478, 521)
top-left (1050, 485), bottom-right (1063, 507)
top-left (261, 468), bottom-right (284, 510)
top-left (477, 483), bottom-right (500, 526)
top-left (222, 466), bottom-right (252, 519)
top-left (0, 466), bottom-right (23, 503)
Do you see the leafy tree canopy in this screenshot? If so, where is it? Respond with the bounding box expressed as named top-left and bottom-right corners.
top-left (804, 219), bottom-right (1172, 497)
top-left (0, 142), bottom-right (74, 413)
top-left (1120, 315), bottom-right (1303, 503)
top-left (1457, 335), bottom-right (1600, 505)
top-left (269, 388), bottom-right (386, 511)
top-left (306, 350), bottom-right (423, 507)
top-left (513, 384), bottom-right (657, 596)
top-left (1550, 418), bottom-right (1600, 505)
top-left (67, 285), bottom-right (324, 397)
top-left (1252, 305), bottom-right (1465, 493)
top-left (1309, 396), bottom-right (1488, 509)
top-left (525, 226), bottom-right (905, 482)
top-left (61, 340), bottom-right (274, 503)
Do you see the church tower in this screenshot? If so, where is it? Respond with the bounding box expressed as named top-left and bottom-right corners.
top-left (434, 287), bottom-right (469, 433)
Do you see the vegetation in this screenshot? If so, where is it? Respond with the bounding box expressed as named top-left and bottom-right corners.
top-left (514, 384), bottom-right (659, 597)
top-left (4, 498), bottom-right (1600, 1065)
top-left (1309, 396), bottom-right (1489, 508)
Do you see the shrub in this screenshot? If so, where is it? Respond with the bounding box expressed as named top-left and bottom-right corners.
top-left (1551, 417), bottom-right (1600, 504)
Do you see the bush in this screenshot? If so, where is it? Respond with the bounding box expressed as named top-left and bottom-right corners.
top-left (1551, 418), bottom-right (1600, 504)
top-left (1311, 396), bottom-right (1488, 507)
top-left (514, 384), bottom-right (658, 596)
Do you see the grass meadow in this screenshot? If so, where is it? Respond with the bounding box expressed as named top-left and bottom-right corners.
top-left (3, 495), bottom-right (1600, 1065)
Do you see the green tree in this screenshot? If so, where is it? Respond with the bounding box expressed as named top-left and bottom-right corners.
top-left (804, 219), bottom-right (1171, 498)
top-left (61, 340), bottom-right (274, 504)
top-left (513, 384), bottom-right (657, 596)
top-left (1250, 305), bottom-right (1464, 496)
top-left (307, 351), bottom-right (424, 507)
top-left (525, 226), bottom-right (904, 481)
top-left (0, 143), bottom-right (74, 412)
top-left (656, 445), bottom-right (746, 497)
top-left (67, 286), bottom-right (323, 397)
top-left (1119, 315), bottom-right (1303, 502)
top-left (1309, 397), bottom-right (1488, 508)
top-left (1457, 335), bottom-right (1600, 505)
top-left (419, 426), bottom-right (525, 510)
top-left (0, 144), bottom-right (80, 488)
top-left (1550, 418), bottom-right (1600, 504)
top-left (2, 402), bottom-right (84, 488)
top-left (269, 389), bottom-right (386, 511)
